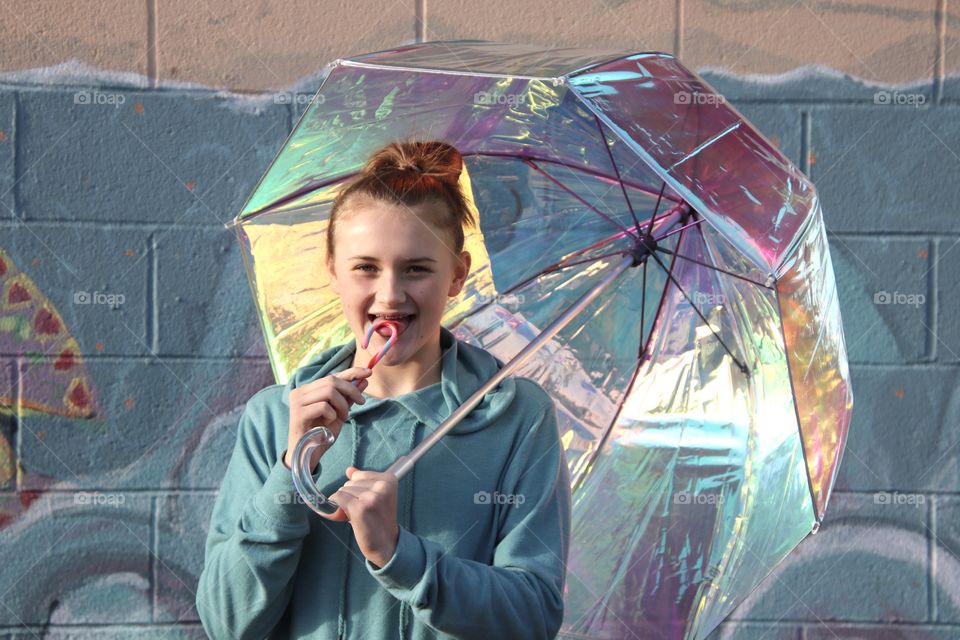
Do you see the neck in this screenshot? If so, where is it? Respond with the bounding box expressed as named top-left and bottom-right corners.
top-left (354, 330), bottom-right (444, 398)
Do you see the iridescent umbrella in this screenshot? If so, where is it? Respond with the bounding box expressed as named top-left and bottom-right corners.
top-left (227, 40), bottom-right (853, 639)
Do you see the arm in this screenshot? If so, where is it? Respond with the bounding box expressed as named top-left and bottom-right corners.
top-left (365, 400), bottom-right (572, 639)
top-left (196, 394), bottom-right (311, 640)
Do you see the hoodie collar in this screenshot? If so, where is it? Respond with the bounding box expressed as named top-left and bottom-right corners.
top-left (281, 326), bottom-right (515, 434)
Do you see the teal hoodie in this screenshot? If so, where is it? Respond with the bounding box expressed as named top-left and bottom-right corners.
top-left (197, 326), bottom-right (572, 639)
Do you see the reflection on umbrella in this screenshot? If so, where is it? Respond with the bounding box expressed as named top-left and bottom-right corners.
top-left (230, 41), bottom-right (853, 639)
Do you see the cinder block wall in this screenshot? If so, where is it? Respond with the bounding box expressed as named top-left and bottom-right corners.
top-left (0, 1), bottom-right (956, 638)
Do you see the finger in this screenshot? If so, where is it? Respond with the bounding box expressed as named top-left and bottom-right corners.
top-left (331, 488), bottom-right (363, 515)
top-left (298, 387), bottom-right (351, 418)
top-left (318, 506), bottom-right (350, 522)
top-left (349, 469), bottom-right (395, 483)
top-left (333, 367), bottom-right (373, 383)
top-left (300, 402), bottom-right (338, 425)
top-left (331, 377), bottom-right (369, 406)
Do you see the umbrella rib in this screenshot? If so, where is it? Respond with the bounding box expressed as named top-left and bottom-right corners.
top-left (655, 247), bottom-right (773, 290)
top-left (523, 159), bottom-right (640, 240)
top-left (475, 249), bottom-right (633, 310)
top-left (542, 249), bottom-right (633, 274)
top-left (656, 216), bottom-right (704, 242)
top-left (592, 113), bottom-right (642, 235)
top-left (645, 181), bottom-right (667, 237)
top-left (639, 258), bottom-right (647, 356)
top-left (240, 152), bottom-right (684, 221)
top-left (472, 151), bottom-right (684, 204)
top-left (637, 211), bottom-right (688, 360)
top-left (648, 249), bottom-right (750, 375)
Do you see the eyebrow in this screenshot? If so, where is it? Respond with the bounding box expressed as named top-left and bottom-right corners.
top-left (347, 255), bottom-right (437, 263)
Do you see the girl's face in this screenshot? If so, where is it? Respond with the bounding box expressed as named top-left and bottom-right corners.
top-left (326, 200), bottom-right (471, 368)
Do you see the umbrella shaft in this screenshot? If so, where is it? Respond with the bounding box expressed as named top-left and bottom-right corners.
top-left (387, 253), bottom-right (637, 479)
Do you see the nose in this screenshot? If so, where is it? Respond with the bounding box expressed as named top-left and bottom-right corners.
top-left (375, 270), bottom-right (406, 306)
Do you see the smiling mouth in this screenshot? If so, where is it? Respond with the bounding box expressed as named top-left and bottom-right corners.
top-left (367, 314), bottom-right (415, 337)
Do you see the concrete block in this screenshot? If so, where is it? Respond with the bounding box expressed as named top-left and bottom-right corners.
top-left (933, 496), bottom-right (960, 623)
top-left (0, 225), bottom-right (148, 357)
top-left (0, 493), bottom-right (151, 625)
top-left (830, 236), bottom-right (932, 364)
top-left (157, 0), bottom-right (417, 91)
top-left (428, 1), bottom-right (675, 62)
top-left (18, 358), bottom-right (274, 490)
top-left (933, 238), bottom-right (960, 362)
top-left (154, 494), bottom-right (217, 623)
top-left (155, 227), bottom-right (265, 358)
top-left (808, 105), bottom-right (960, 234)
top-left (0, 1), bottom-right (149, 82)
top-left (685, 0), bottom-right (937, 89)
top-left (833, 366), bottom-right (960, 493)
top-left (17, 89), bottom-right (288, 225)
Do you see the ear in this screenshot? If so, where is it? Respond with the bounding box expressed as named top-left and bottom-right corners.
top-left (326, 255), bottom-right (340, 295)
top-left (448, 250), bottom-right (472, 297)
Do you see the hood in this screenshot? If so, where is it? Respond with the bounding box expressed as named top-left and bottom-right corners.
top-left (280, 325), bottom-right (517, 434)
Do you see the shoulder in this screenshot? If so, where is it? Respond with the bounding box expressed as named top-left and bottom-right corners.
top-left (245, 382), bottom-right (286, 410)
top-left (237, 383), bottom-right (287, 440)
top-left (506, 376), bottom-right (558, 433)
top-left (510, 376), bottom-right (554, 413)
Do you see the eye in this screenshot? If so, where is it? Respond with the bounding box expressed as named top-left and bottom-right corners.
top-left (351, 264), bottom-right (430, 274)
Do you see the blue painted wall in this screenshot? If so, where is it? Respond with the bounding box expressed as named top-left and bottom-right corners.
top-left (0, 69), bottom-right (957, 639)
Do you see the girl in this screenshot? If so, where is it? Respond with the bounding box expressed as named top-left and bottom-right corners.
top-left (197, 140), bottom-right (572, 640)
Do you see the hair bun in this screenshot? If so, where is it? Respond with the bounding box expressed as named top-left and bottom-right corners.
top-left (364, 139), bottom-right (463, 185)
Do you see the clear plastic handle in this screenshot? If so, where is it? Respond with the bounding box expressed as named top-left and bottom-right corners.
top-left (290, 319), bottom-right (399, 516)
top-left (290, 426), bottom-right (340, 516)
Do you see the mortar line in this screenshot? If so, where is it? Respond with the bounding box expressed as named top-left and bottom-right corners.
top-left (150, 495), bottom-right (158, 623)
top-left (13, 358), bottom-right (21, 492)
top-left (929, 239), bottom-right (939, 361)
top-left (675, 0), bottom-right (684, 59)
top-left (149, 233), bottom-right (158, 354)
top-left (11, 91), bottom-right (22, 221)
top-left (416, 0), bottom-right (426, 42)
top-left (930, 494), bottom-right (938, 620)
top-left (800, 110), bottom-right (811, 176)
top-left (934, 0), bottom-right (946, 103)
top-left (146, 0), bottom-right (158, 88)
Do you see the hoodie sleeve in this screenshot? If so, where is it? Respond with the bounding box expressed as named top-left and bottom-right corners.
top-left (196, 390), bottom-right (312, 640)
top-left (365, 394), bottom-right (572, 639)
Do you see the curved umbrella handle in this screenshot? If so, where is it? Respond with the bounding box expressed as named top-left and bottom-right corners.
top-left (290, 426), bottom-right (340, 516)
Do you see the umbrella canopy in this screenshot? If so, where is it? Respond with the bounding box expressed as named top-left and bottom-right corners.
top-left (229, 40), bottom-right (853, 639)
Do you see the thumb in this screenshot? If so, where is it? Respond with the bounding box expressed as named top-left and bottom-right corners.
top-left (345, 466), bottom-right (356, 477)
